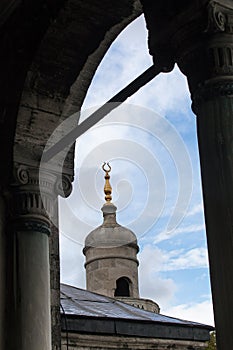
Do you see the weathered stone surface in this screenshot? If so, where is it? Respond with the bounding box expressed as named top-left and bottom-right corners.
top-left (13, 0), bottom-right (142, 171)
top-left (50, 209), bottom-right (61, 350)
top-left (84, 203), bottom-right (139, 298)
top-left (61, 333), bottom-right (207, 350)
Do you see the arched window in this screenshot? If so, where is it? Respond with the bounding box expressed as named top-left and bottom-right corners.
top-left (114, 277), bottom-right (131, 297)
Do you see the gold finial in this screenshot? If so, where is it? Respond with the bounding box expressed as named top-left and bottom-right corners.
top-left (102, 162), bottom-right (112, 203)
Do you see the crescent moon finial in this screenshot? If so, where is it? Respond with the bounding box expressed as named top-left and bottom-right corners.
top-left (102, 162), bottom-right (112, 203)
top-left (102, 162), bottom-right (111, 174)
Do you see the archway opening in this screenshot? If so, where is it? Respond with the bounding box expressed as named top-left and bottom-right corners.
top-left (60, 15), bottom-right (213, 327)
top-left (114, 277), bottom-right (131, 297)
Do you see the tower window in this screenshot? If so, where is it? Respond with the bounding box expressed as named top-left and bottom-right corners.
top-left (114, 277), bottom-right (131, 297)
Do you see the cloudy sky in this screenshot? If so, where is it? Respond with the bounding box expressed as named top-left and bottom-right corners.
top-left (59, 15), bottom-right (214, 326)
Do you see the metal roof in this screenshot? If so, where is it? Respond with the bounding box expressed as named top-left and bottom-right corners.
top-left (60, 284), bottom-right (213, 341)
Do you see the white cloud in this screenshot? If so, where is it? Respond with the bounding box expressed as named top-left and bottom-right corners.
top-left (82, 16), bottom-right (190, 119)
top-left (60, 234), bottom-right (86, 288)
top-left (163, 300), bottom-right (214, 326)
top-left (74, 103), bottom-right (194, 240)
top-left (129, 65), bottom-right (190, 117)
top-left (162, 247), bottom-right (209, 271)
top-left (187, 202), bottom-right (204, 217)
top-left (82, 16), bottom-right (152, 110)
top-left (137, 244), bottom-right (211, 323)
top-left (139, 244), bottom-right (208, 275)
top-left (154, 223), bottom-right (205, 244)
top-left (138, 245), bottom-right (176, 308)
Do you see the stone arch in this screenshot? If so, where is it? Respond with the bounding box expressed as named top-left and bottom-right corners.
top-left (11, 0), bottom-right (142, 175)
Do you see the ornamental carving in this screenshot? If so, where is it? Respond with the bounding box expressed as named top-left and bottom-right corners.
top-left (205, 1), bottom-right (227, 33)
top-left (16, 166), bottom-right (29, 185)
top-left (55, 174), bottom-right (72, 198)
top-left (208, 46), bottom-right (233, 75)
top-left (205, 0), bottom-right (233, 34)
top-left (10, 163), bottom-right (73, 226)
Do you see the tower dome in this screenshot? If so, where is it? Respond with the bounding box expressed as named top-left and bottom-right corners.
top-left (84, 202), bottom-right (138, 249)
top-left (83, 162), bottom-right (139, 298)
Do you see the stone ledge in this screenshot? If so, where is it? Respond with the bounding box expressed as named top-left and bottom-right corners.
top-left (115, 296), bottom-right (160, 313)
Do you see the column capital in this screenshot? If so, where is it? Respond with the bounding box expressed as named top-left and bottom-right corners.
top-left (142, 0), bottom-right (233, 93)
top-left (176, 1), bottom-right (233, 90)
top-left (205, 0), bottom-right (233, 33)
top-left (7, 162), bottom-right (73, 233)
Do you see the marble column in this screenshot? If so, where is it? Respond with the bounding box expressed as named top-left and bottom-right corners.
top-left (4, 163), bottom-right (70, 350)
top-left (175, 2), bottom-right (233, 349)
top-left (50, 202), bottom-right (61, 350)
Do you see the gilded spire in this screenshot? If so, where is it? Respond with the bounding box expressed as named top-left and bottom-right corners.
top-left (102, 162), bottom-right (112, 203)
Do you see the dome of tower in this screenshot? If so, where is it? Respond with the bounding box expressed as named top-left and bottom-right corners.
top-left (84, 203), bottom-right (138, 250)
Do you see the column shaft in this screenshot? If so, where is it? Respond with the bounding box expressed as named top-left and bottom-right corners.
top-left (196, 94), bottom-right (233, 348)
top-left (15, 227), bottom-right (51, 349)
top-left (5, 223), bottom-right (52, 350)
top-left (173, 2), bottom-right (233, 347)
top-left (4, 164), bottom-right (58, 350)
top-left (50, 201), bottom-right (61, 350)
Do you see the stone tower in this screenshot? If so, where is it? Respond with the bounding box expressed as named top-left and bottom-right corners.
top-left (83, 162), bottom-right (139, 299)
top-left (83, 163), bottom-right (160, 313)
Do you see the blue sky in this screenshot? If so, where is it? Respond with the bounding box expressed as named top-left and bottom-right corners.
top-left (59, 15), bottom-right (214, 326)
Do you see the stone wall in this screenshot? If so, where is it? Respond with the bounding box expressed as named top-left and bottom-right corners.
top-left (61, 333), bottom-right (207, 350)
top-left (85, 245), bottom-right (139, 298)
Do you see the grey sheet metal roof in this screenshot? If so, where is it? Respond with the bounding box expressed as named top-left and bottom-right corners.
top-left (60, 283), bottom-right (213, 341)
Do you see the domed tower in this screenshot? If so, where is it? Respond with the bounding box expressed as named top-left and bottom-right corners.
top-left (83, 162), bottom-right (139, 299)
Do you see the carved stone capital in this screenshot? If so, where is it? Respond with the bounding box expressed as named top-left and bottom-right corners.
top-left (55, 174), bottom-right (73, 199)
top-left (176, 1), bottom-right (233, 93)
top-left (8, 162), bottom-right (73, 232)
top-left (142, 0), bottom-right (233, 92)
top-left (205, 1), bottom-right (228, 33)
